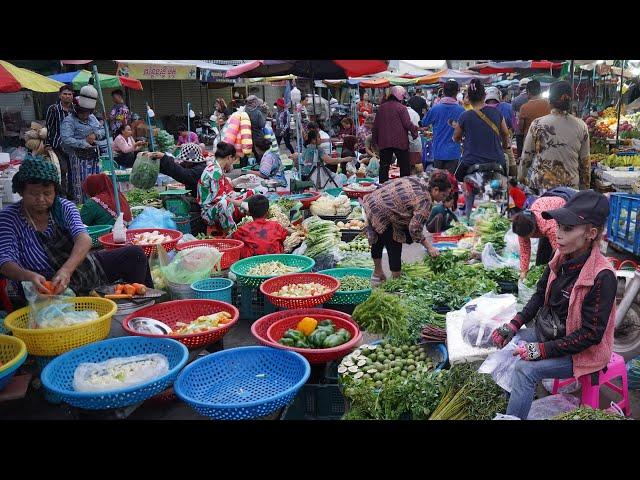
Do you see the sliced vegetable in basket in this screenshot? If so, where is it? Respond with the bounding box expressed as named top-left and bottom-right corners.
top-left (174, 311), bottom-right (233, 335)
top-left (278, 319), bottom-right (351, 349)
top-left (337, 275), bottom-right (370, 292)
top-left (273, 283), bottom-right (331, 298)
top-left (246, 261), bottom-right (301, 277)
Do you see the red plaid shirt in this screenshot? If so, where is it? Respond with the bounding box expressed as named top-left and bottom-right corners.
top-left (231, 218), bottom-right (289, 258)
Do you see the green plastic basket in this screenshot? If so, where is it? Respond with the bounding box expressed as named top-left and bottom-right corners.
top-left (318, 268), bottom-right (373, 305)
top-left (230, 254), bottom-right (315, 288)
top-left (173, 215), bottom-right (191, 235)
top-left (241, 165), bottom-right (259, 174)
top-left (164, 197), bottom-right (191, 216)
top-left (86, 225), bottom-right (112, 248)
top-left (325, 188), bottom-right (342, 197)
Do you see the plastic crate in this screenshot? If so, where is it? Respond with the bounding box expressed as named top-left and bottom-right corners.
top-left (607, 193), bottom-right (640, 255)
top-left (173, 215), bottom-right (191, 235)
top-left (235, 284), bottom-right (278, 321)
top-left (164, 197), bottom-right (191, 216)
top-left (280, 383), bottom-right (347, 420)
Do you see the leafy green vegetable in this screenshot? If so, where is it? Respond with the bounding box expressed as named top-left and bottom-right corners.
top-left (125, 188), bottom-right (161, 207)
top-left (475, 213), bottom-right (511, 252)
top-left (552, 407), bottom-right (629, 420)
top-left (130, 154), bottom-right (160, 190)
top-left (444, 222), bottom-right (470, 236)
top-left (524, 265), bottom-right (546, 288)
top-left (486, 267), bottom-right (519, 283)
top-left (352, 289), bottom-right (410, 344)
top-left (304, 217), bottom-right (341, 259)
top-left (429, 363), bottom-right (507, 420)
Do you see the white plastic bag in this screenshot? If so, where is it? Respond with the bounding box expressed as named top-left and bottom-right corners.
top-left (527, 394), bottom-right (580, 420)
top-left (503, 228), bottom-right (521, 263)
top-left (479, 336), bottom-right (521, 392)
top-left (461, 293), bottom-right (518, 348)
top-left (481, 242), bottom-right (520, 270)
top-left (73, 353), bottom-right (169, 392)
top-left (518, 280), bottom-right (535, 305)
top-left (493, 414), bottom-right (521, 420)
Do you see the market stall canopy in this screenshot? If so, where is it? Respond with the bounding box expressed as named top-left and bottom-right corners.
top-left (469, 60), bottom-right (564, 74)
top-left (414, 69), bottom-right (491, 86)
top-left (225, 60), bottom-right (389, 79)
top-left (0, 60), bottom-right (65, 93)
top-left (60, 60), bottom-right (93, 65)
top-left (247, 74), bottom-right (297, 84)
top-left (48, 70), bottom-right (143, 91)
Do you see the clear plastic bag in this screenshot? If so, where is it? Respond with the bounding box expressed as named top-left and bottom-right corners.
top-left (542, 378), bottom-right (581, 394)
top-left (160, 245), bottom-right (223, 284)
top-left (478, 335), bottom-right (521, 392)
top-left (21, 281), bottom-right (96, 329)
top-left (129, 207), bottom-right (177, 230)
top-left (73, 353), bottom-right (169, 393)
top-left (481, 242), bottom-right (520, 270)
top-left (518, 280), bottom-right (535, 305)
top-left (461, 293), bottom-right (518, 348)
top-left (130, 152), bottom-right (160, 189)
top-left (527, 394), bottom-right (580, 420)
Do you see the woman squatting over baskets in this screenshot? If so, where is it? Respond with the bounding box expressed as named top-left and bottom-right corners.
top-left (491, 190), bottom-right (617, 420)
top-left (0, 156), bottom-right (152, 307)
top-left (363, 171), bottom-right (452, 286)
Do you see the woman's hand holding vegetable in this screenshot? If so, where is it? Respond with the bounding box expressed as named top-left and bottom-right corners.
top-left (28, 271), bottom-right (51, 295)
top-left (51, 266), bottom-right (72, 295)
top-left (513, 342), bottom-right (542, 361)
top-left (491, 322), bottom-right (519, 348)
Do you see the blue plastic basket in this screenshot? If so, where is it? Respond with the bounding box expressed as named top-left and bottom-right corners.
top-left (41, 337), bottom-right (189, 410)
top-left (174, 346), bottom-right (310, 420)
top-left (190, 278), bottom-right (234, 303)
top-left (607, 193), bottom-right (639, 255)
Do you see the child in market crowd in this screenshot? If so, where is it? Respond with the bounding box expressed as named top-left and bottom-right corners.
top-left (230, 194), bottom-right (290, 258)
top-left (507, 178), bottom-right (526, 217)
top-left (426, 192), bottom-right (459, 233)
top-left (490, 190), bottom-right (617, 420)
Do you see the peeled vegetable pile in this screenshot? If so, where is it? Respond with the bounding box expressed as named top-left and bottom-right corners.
top-left (73, 354), bottom-right (169, 393)
top-left (174, 311), bottom-right (232, 335)
top-left (132, 231), bottom-right (171, 245)
top-left (278, 318), bottom-right (351, 349)
top-left (343, 183), bottom-right (376, 193)
top-left (247, 261), bottom-right (300, 277)
top-left (273, 283), bottom-right (330, 298)
top-left (336, 219), bottom-right (365, 230)
top-left (310, 195), bottom-right (351, 217)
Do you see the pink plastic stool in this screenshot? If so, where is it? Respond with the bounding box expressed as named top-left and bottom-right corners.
top-left (552, 352), bottom-right (631, 416)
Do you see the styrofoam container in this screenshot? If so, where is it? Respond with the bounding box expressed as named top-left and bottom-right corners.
top-left (0, 153), bottom-right (10, 165)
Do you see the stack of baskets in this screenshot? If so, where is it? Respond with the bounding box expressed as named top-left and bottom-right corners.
top-left (87, 225), bottom-right (112, 249)
top-left (229, 254), bottom-right (315, 321)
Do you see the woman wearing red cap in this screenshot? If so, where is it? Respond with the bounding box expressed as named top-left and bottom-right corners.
top-left (274, 98), bottom-right (294, 154)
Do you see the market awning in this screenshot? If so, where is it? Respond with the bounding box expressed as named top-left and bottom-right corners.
top-left (469, 60), bottom-right (565, 74)
top-left (0, 60), bottom-right (65, 93)
top-left (414, 69), bottom-right (491, 85)
top-left (225, 60), bottom-right (389, 80)
top-left (48, 70), bottom-right (143, 91)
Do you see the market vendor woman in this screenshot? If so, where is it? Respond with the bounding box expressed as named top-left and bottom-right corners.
top-left (491, 190), bottom-right (617, 420)
top-left (80, 174), bottom-right (133, 226)
top-left (363, 171), bottom-right (451, 284)
top-left (0, 156), bottom-right (152, 304)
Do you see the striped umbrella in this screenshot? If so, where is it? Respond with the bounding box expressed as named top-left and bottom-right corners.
top-left (0, 60), bottom-right (65, 93)
top-left (48, 70), bottom-right (143, 91)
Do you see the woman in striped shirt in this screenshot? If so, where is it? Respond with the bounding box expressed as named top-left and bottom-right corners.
top-left (0, 156), bottom-right (152, 305)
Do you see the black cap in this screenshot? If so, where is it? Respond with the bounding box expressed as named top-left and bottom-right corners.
top-left (541, 190), bottom-right (609, 227)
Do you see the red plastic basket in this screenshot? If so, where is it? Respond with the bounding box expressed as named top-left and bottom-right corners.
top-left (98, 228), bottom-right (183, 257)
top-left (260, 273), bottom-right (340, 309)
top-left (121, 299), bottom-right (239, 350)
top-left (251, 308), bottom-right (353, 347)
top-left (298, 192), bottom-right (322, 209)
top-left (433, 233), bottom-right (463, 243)
top-left (342, 183), bottom-right (376, 199)
top-left (174, 239), bottom-right (244, 270)
top-left (265, 314), bottom-right (362, 364)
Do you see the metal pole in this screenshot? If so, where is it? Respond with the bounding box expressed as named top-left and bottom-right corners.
top-left (91, 65), bottom-right (121, 216)
top-left (146, 102), bottom-right (156, 152)
top-left (187, 102), bottom-right (191, 134)
top-left (616, 60), bottom-right (626, 147)
top-left (569, 60), bottom-right (575, 104)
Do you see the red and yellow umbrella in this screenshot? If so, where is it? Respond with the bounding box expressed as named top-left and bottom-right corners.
top-left (0, 60), bottom-right (65, 93)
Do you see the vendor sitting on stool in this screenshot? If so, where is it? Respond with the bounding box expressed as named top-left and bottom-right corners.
top-left (491, 190), bottom-right (617, 420)
top-left (230, 195), bottom-right (290, 258)
top-left (0, 156), bottom-right (152, 307)
top-left (426, 192), bottom-right (458, 234)
top-left (80, 174), bottom-right (133, 226)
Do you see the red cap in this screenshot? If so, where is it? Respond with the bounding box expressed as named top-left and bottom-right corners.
top-left (276, 98), bottom-right (286, 108)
